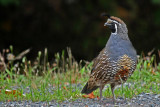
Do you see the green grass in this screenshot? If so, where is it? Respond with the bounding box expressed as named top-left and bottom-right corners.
top-left (0, 47), bottom-right (160, 102)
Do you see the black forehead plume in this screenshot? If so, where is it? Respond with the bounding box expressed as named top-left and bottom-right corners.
top-left (101, 13), bottom-right (110, 18)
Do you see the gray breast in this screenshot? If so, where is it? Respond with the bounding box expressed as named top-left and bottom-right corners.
top-left (105, 33), bottom-right (137, 62)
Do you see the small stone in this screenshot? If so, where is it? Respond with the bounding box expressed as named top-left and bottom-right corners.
top-left (155, 94), bottom-right (160, 99)
top-left (150, 104), bottom-right (155, 107)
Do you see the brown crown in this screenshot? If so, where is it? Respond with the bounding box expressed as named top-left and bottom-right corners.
top-left (110, 16), bottom-right (124, 24)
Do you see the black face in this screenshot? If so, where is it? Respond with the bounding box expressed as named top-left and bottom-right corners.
top-left (107, 23), bottom-right (116, 33)
top-left (104, 20), bottom-right (118, 33)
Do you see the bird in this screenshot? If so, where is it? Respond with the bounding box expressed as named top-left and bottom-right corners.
top-left (81, 14), bottom-right (137, 103)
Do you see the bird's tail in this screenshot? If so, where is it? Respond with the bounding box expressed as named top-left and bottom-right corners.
top-left (81, 82), bottom-right (99, 94)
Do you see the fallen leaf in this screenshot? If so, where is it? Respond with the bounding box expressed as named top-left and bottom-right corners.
top-left (151, 70), bottom-right (156, 75)
top-left (0, 89), bottom-right (26, 97)
top-left (63, 86), bottom-right (69, 92)
top-left (82, 92), bottom-right (97, 99)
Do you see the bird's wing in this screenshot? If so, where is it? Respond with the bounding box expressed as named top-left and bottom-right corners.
top-left (90, 48), bottom-right (112, 82)
top-left (92, 48), bottom-right (105, 71)
top-left (92, 48), bottom-right (105, 68)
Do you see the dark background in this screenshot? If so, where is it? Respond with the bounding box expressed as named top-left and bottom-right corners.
top-left (0, 0), bottom-right (160, 61)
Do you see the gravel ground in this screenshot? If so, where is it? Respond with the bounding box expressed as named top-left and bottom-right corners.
top-left (0, 93), bottom-right (160, 107)
top-left (1, 83), bottom-right (160, 107)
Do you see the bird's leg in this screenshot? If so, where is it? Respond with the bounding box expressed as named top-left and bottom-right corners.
top-left (99, 85), bottom-right (104, 100)
top-left (111, 83), bottom-right (116, 104)
top-left (119, 75), bottom-right (126, 101)
top-left (111, 83), bottom-right (126, 104)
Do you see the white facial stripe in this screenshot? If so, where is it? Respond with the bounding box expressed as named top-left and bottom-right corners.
top-left (106, 19), bottom-right (121, 26)
top-left (112, 20), bottom-right (121, 26)
top-left (113, 20), bottom-right (118, 24)
top-left (112, 24), bottom-right (117, 35)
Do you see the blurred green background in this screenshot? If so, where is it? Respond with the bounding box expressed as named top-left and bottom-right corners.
top-left (0, 0), bottom-right (160, 61)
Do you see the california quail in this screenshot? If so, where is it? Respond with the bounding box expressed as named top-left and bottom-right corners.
top-left (81, 15), bottom-right (137, 102)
